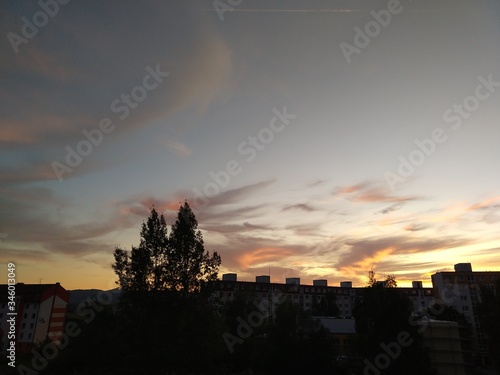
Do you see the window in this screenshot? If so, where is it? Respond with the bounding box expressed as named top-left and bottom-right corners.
top-left (32, 313), bottom-right (36, 318)
top-left (28, 333), bottom-right (32, 339)
top-left (30, 323), bottom-right (34, 329)
top-left (26, 303), bottom-right (30, 309)
top-left (460, 296), bottom-right (467, 301)
top-left (22, 323), bottom-right (26, 328)
top-left (20, 333), bottom-right (24, 339)
top-left (462, 306), bottom-right (469, 312)
top-left (23, 313), bottom-right (27, 318)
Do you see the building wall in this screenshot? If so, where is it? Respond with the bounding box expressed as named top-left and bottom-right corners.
top-left (0, 283), bottom-right (69, 354)
top-left (18, 302), bottom-right (40, 345)
top-left (422, 320), bottom-right (466, 375)
top-left (33, 296), bottom-right (52, 345)
top-left (431, 264), bottom-right (500, 366)
top-left (214, 279), bottom-right (434, 319)
top-left (47, 302), bottom-right (67, 345)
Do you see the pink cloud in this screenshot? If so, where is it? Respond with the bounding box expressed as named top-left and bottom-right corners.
top-left (238, 247), bottom-right (295, 270)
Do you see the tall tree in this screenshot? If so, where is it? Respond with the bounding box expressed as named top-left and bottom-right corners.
top-left (354, 273), bottom-right (432, 375)
top-left (113, 207), bottom-right (168, 292)
top-left (112, 202), bottom-right (220, 294)
top-left (168, 201), bottom-right (221, 292)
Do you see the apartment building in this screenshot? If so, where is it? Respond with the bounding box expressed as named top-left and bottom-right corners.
top-left (214, 274), bottom-right (434, 319)
top-left (431, 263), bottom-right (500, 366)
top-left (0, 283), bottom-right (69, 353)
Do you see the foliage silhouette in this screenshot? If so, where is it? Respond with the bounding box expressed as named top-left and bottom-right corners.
top-left (354, 272), bottom-right (432, 375)
top-left (113, 202), bottom-right (220, 294)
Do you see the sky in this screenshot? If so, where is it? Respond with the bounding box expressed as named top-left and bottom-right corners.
top-left (1, 0), bottom-right (500, 290)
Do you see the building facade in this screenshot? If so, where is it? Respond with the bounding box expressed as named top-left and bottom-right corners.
top-left (214, 264), bottom-right (498, 370)
top-left (0, 283), bottom-right (69, 353)
top-left (214, 274), bottom-right (434, 319)
top-left (431, 263), bottom-right (500, 366)
top-left (422, 319), bottom-right (467, 375)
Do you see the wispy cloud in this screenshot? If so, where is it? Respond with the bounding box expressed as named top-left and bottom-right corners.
top-left (238, 246), bottom-right (297, 270)
top-left (334, 181), bottom-right (419, 203)
top-left (467, 196), bottom-right (500, 224)
top-left (165, 139), bottom-right (192, 157)
top-left (376, 201), bottom-right (406, 215)
top-left (404, 223), bottom-right (429, 232)
top-left (282, 203), bottom-right (315, 212)
top-left (194, 180), bottom-right (275, 210)
top-left (0, 0), bottom-right (233, 184)
top-left (335, 235), bottom-right (472, 270)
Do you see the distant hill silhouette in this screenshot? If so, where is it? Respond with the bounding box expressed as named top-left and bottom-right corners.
top-left (67, 288), bottom-right (121, 312)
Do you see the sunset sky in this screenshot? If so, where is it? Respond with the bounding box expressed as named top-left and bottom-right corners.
top-left (1, 0), bottom-right (500, 290)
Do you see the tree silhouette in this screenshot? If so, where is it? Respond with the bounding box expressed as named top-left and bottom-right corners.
top-left (366, 268), bottom-right (397, 288)
top-left (168, 201), bottom-right (221, 293)
top-left (311, 291), bottom-right (340, 316)
top-left (384, 274), bottom-right (398, 288)
top-left (477, 279), bottom-right (500, 371)
top-left (354, 273), bottom-right (432, 375)
top-left (108, 202), bottom-right (225, 374)
top-left (113, 207), bottom-right (168, 292)
top-left (367, 266), bottom-right (377, 287)
top-left (264, 298), bottom-right (335, 375)
top-left (112, 202), bottom-right (220, 294)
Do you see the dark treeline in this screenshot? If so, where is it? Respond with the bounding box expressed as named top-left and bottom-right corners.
top-left (25, 204), bottom-right (499, 375)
